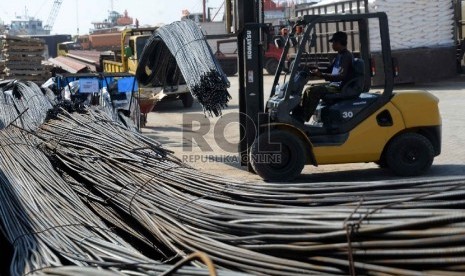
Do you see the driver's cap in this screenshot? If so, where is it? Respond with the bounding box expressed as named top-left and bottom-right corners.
top-left (329, 31), bottom-right (348, 44)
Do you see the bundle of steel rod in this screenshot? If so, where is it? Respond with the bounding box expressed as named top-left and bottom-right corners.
top-left (0, 127), bottom-right (243, 276)
top-left (39, 265), bottom-right (223, 276)
top-left (136, 20), bottom-right (230, 116)
top-left (41, 87), bottom-right (58, 106)
top-left (34, 109), bottom-right (465, 276)
top-left (0, 79), bottom-right (52, 130)
top-left (0, 79), bottom-right (134, 132)
top-left (0, 79), bottom-right (463, 275)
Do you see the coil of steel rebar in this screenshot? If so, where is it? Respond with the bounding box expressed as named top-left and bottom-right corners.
top-left (136, 20), bottom-right (231, 116)
top-left (0, 80), bottom-right (52, 131)
top-left (0, 129), bottom-right (190, 275)
top-left (33, 107), bottom-right (465, 276)
top-left (2, 79), bottom-right (465, 276)
top-left (0, 82), bottom-right (243, 276)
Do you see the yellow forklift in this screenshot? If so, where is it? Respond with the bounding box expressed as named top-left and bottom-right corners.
top-left (234, 7), bottom-right (441, 181)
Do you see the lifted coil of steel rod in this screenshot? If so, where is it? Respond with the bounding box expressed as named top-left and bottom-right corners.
top-left (136, 20), bottom-right (231, 116)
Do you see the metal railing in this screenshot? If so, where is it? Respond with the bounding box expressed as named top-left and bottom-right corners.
top-left (295, 0), bottom-right (369, 54)
top-left (455, 0), bottom-right (464, 41)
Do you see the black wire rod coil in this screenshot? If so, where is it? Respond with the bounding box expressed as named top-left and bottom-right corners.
top-left (137, 20), bottom-right (231, 116)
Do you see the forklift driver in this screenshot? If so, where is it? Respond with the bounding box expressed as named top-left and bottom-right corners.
top-left (298, 31), bottom-right (354, 122)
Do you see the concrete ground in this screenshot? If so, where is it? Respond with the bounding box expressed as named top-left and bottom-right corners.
top-left (142, 74), bottom-right (465, 183)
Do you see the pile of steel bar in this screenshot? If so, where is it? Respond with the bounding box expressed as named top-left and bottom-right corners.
top-left (0, 80), bottom-right (242, 276)
top-left (136, 20), bottom-right (230, 116)
top-left (1, 79), bottom-right (465, 276)
top-left (0, 129), bottom-right (174, 275)
top-left (0, 79), bottom-right (53, 130)
top-left (35, 108), bottom-right (465, 275)
top-left (0, 132), bottom-right (243, 276)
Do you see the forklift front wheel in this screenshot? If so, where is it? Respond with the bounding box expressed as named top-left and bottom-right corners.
top-left (385, 133), bottom-right (434, 176)
top-left (250, 130), bottom-right (306, 182)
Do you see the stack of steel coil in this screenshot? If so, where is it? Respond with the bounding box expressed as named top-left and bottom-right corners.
top-left (0, 78), bottom-right (133, 132)
top-left (137, 20), bottom-right (231, 116)
top-left (0, 80), bottom-right (52, 130)
top-left (34, 108), bottom-right (465, 276)
top-left (0, 129), bottom-right (155, 275)
top-left (0, 117), bottom-right (243, 276)
top-left (1, 78), bottom-right (465, 276)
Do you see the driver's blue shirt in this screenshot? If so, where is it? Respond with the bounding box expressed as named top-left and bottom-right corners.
top-left (322, 48), bottom-right (354, 88)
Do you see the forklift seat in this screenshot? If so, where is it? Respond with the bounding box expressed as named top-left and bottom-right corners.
top-left (322, 58), bottom-right (365, 102)
top-left (316, 59), bottom-right (374, 131)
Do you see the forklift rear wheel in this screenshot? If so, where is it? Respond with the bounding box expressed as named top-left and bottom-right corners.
top-left (181, 93), bottom-right (194, 108)
top-left (376, 160), bottom-right (388, 169)
top-left (265, 59), bottom-right (279, 75)
top-left (375, 157), bottom-right (388, 169)
top-left (250, 130), bottom-right (306, 182)
top-left (385, 133), bottom-right (434, 176)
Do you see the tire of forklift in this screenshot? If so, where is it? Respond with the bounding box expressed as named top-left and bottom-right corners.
top-left (181, 93), bottom-right (194, 108)
top-left (265, 59), bottom-right (279, 75)
top-left (375, 153), bottom-right (388, 169)
top-left (385, 133), bottom-right (435, 176)
top-left (375, 159), bottom-right (388, 169)
top-left (250, 130), bottom-right (306, 182)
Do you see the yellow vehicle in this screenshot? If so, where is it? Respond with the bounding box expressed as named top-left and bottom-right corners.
top-left (245, 13), bottom-right (441, 181)
top-left (102, 28), bottom-right (193, 111)
top-left (57, 41), bottom-right (83, 56)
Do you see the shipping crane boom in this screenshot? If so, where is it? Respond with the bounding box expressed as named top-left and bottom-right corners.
top-left (44, 0), bottom-right (64, 31)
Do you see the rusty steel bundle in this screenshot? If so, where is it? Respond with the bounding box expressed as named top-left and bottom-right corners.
top-left (136, 20), bottom-right (231, 116)
top-left (33, 108), bottom-right (465, 276)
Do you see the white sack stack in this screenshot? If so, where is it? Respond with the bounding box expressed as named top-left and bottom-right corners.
top-left (309, 0), bottom-right (455, 52)
top-left (368, 0), bottom-right (454, 51)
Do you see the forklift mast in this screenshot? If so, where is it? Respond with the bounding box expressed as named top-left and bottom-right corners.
top-left (229, 0), bottom-right (266, 170)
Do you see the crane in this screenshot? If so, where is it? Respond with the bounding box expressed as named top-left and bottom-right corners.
top-left (44, 0), bottom-right (63, 31)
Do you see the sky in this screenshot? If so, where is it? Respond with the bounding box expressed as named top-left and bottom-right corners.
top-left (1, 0), bottom-right (225, 35)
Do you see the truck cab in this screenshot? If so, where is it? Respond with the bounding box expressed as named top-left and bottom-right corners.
top-left (57, 41), bottom-right (83, 56)
top-left (126, 35), bottom-right (149, 75)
